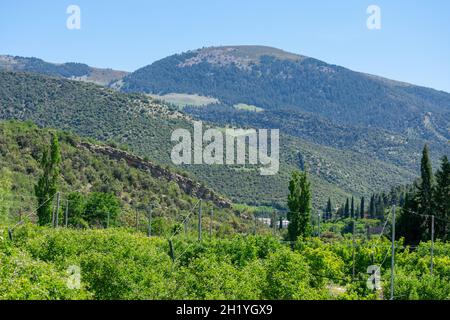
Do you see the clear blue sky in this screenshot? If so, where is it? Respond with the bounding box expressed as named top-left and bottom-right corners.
top-left (1, 0), bottom-right (449, 92)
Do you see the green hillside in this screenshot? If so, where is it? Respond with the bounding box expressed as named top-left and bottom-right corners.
top-left (0, 121), bottom-right (250, 234)
top-left (0, 70), bottom-right (422, 208)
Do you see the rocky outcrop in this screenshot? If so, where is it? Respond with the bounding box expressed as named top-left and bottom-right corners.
top-left (78, 142), bottom-right (231, 208)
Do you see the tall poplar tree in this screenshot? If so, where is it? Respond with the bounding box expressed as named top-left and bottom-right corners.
top-left (35, 134), bottom-right (61, 225)
top-left (287, 170), bottom-right (312, 241)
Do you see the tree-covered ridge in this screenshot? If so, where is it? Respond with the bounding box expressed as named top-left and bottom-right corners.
top-left (120, 46), bottom-right (450, 136)
top-left (0, 55), bottom-right (128, 86)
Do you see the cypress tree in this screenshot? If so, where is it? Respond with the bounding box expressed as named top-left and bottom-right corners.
top-left (351, 196), bottom-right (355, 219)
top-left (397, 192), bottom-right (424, 244)
top-left (434, 156), bottom-right (450, 238)
top-left (360, 197), bottom-right (365, 219)
top-left (418, 145), bottom-right (434, 218)
top-left (397, 145), bottom-right (435, 244)
top-left (344, 198), bottom-right (350, 218)
top-left (369, 195), bottom-right (375, 218)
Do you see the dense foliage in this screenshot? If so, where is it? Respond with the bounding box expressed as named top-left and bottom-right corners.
top-left (1, 224), bottom-right (449, 300)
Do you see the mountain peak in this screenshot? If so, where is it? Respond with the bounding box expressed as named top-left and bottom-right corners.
top-left (179, 45), bottom-right (305, 69)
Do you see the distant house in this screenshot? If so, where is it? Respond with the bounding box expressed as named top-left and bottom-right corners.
top-left (257, 217), bottom-right (272, 227)
top-left (257, 217), bottom-right (289, 229)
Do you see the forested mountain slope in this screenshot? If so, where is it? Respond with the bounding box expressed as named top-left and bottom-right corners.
top-left (119, 45), bottom-right (450, 137)
top-left (0, 70), bottom-right (421, 208)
